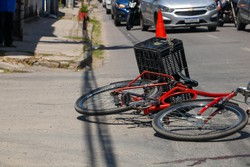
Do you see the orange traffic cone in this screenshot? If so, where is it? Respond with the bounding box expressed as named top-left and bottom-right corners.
top-left (155, 10), bottom-right (168, 38)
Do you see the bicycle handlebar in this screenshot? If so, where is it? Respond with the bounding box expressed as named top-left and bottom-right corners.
top-left (236, 81), bottom-right (250, 105)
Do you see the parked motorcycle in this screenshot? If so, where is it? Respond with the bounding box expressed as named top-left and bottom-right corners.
top-left (218, 0), bottom-right (237, 27)
top-left (126, 0), bottom-right (140, 30)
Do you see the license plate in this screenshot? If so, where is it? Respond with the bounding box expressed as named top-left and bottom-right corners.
top-left (184, 18), bottom-right (199, 23)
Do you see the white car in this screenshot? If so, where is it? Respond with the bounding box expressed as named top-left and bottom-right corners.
top-left (105, 0), bottom-right (112, 14)
top-left (103, 0), bottom-right (112, 14)
top-left (140, 0), bottom-right (218, 31)
top-left (102, 0), bottom-right (106, 8)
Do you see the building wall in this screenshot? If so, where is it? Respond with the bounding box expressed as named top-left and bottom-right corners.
top-left (46, 0), bottom-right (59, 15)
top-left (13, 0), bottom-right (59, 41)
top-left (23, 0), bottom-right (41, 18)
top-left (22, 0), bottom-right (59, 18)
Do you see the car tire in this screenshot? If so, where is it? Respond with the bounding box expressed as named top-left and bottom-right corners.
top-left (140, 15), bottom-right (149, 31)
top-left (111, 9), bottom-right (114, 19)
top-left (154, 12), bottom-right (158, 26)
top-left (207, 25), bottom-right (217, 31)
top-left (217, 20), bottom-right (224, 27)
top-left (126, 25), bottom-right (131, 30)
top-left (106, 9), bottom-right (111, 14)
top-left (236, 12), bottom-right (246, 31)
top-left (190, 26), bottom-right (196, 30)
top-left (114, 16), bottom-right (121, 26)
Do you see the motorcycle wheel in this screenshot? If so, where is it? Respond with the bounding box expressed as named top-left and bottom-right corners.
top-left (218, 20), bottom-right (224, 27)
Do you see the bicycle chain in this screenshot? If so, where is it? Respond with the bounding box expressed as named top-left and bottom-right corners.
top-left (166, 38), bottom-right (175, 55)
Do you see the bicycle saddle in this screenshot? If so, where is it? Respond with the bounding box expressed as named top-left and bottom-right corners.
top-left (177, 71), bottom-right (199, 87)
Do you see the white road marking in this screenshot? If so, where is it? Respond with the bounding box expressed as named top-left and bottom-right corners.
top-left (206, 34), bottom-right (219, 39)
top-left (241, 47), bottom-right (250, 52)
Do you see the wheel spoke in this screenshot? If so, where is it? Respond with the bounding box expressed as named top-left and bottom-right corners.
top-left (152, 99), bottom-right (248, 141)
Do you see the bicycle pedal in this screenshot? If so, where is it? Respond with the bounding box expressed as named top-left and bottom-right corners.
top-left (246, 109), bottom-right (250, 116)
top-left (151, 100), bottom-right (160, 106)
top-left (121, 92), bottom-right (131, 106)
top-left (133, 110), bottom-right (141, 115)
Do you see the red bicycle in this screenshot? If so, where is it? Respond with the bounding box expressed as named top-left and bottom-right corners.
top-left (75, 71), bottom-right (249, 141)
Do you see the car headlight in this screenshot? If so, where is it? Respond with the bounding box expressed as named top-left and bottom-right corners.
top-left (116, 3), bottom-right (126, 8)
top-left (159, 5), bottom-right (174, 13)
top-left (207, 3), bottom-right (216, 10)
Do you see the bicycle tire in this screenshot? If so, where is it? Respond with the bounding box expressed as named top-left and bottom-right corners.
top-left (152, 99), bottom-right (248, 141)
top-left (75, 80), bottom-right (158, 115)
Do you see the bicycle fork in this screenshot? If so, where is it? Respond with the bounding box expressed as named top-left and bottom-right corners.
top-left (196, 92), bottom-right (237, 129)
top-left (196, 86), bottom-right (250, 128)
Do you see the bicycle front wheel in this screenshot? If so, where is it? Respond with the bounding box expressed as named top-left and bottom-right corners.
top-left (75, 80), bottom-right (154, 116)
top-left (152, 99), bottom-right (248, 141)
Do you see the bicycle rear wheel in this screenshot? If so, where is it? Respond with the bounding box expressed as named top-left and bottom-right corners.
top-left (75, 80), bottom-right (156, 115)
top-left (152, 99), bottom-right (248, 141)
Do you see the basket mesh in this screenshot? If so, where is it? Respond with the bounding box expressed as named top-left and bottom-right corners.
top-left (134, 37), bottom-right (190, 81)
top-left (166, 92), bottom-right (194, 103)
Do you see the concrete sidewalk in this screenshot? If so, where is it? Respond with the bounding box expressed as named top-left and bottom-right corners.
top-left (0, 4), bottom-right (93, 73)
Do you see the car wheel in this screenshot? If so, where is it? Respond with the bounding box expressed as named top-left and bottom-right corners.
top-left (190, 26), bottom-right (196, 30)
top-left (154, 12), bottom-right (158, 26)
top-left (140, 15), bottom-right (149, 31)
top-left (236, 12), bottom-right (246, 31)
top-left (207, 25), bottom-right (217, 31)
top-left (114, 16), bottom-right (120, 26)
top-left (111, 9), bottom-right (114, 19)
top-left (106, 9), bottom-right (111, 14)
top-left (217, 20), bottom-right (224, 27)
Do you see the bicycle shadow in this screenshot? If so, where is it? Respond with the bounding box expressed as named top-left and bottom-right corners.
top-left (77, 112), bottom-right (152, 128)
top-left (79, 67), bottom-right (121, 167)
top-left (153, 130), bottom-right (250, 142)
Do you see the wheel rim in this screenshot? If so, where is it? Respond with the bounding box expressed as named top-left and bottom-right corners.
top-left (76, 80), bottom-right (155, 115)
top-left (156, 102), bottom-right (244, 140)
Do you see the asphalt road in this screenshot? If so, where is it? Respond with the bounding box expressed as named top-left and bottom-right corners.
top-left (0, 3), bottom-right (250, 167)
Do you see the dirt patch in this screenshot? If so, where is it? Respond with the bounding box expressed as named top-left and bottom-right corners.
top-left (82, 3), bottom-right (106, 70)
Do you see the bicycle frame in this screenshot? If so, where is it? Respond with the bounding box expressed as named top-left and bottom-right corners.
top-left (144, 84), bottom-right (232, 114)
top-left (112, 71), bottom-right (233, 115)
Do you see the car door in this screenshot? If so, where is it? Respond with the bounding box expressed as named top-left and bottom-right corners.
top-left (248, 0), bottom-right (250, 23)
top-left (238, 0), bottom-right (249, 21)
top-left (140, 0), bottom-right (147, 20)
top-left (150, 0), bottom-right (158, 25)
top-left (141, 0), bottom-right (152, 23)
